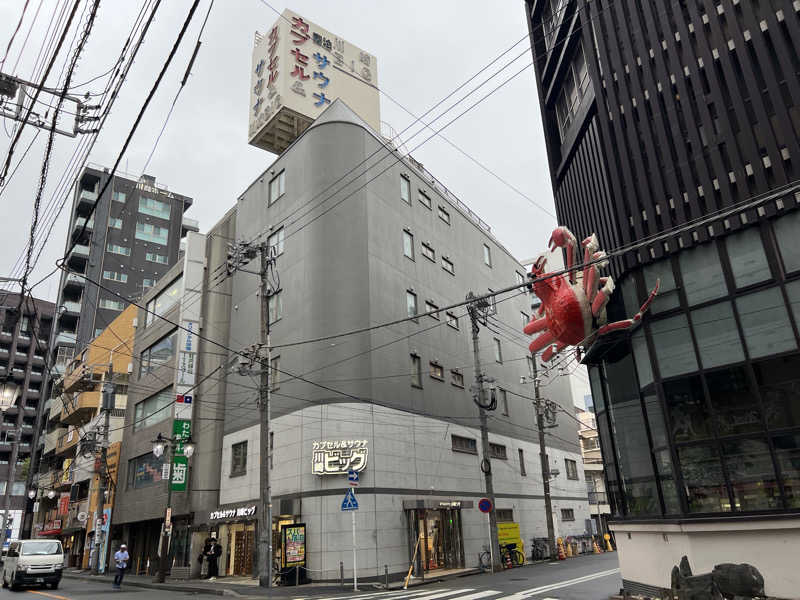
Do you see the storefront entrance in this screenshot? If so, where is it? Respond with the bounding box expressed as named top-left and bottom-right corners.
top-left (404, 500), bottom-right (468, 574)
top-left (224, 523), bottom-right (256, 577)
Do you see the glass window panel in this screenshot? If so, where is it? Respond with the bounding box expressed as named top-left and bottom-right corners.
top-left (603, 353), bottom-right (659, 516)
top-left (736, 287), bottom-right (796, 358)
top-left (133, 388), bottom-right (172, 431)
top-left (785, 279), bottom-right (800, 328)
top-left (128, 453), bottom-right (165, 489)
top-left (588, 366), bottom-right (605, 412)
top-left (138, 197), bottom-right (171, 220)
top-left (774, 210), bottom-right (800, 273)
top-left (649, 314), bottom-right (698, 378)
top-left (403, 231), bottom-right (414, 259)
top-left (644, 259), bottom-right (678, 313)
top-left (679, 243), bottom-right (727, 305)
top-left (654, 449), bottom-right (681, 514)
top-left (145, 277), bottom-right (182, 326)
top-left (644, 393), bottom-right (668, 449)
top-left (753, 354), bottom-right (800, 430)
top-left (678, 444), bottom-right (731, 513)
top-left (691, 302), bottom-right (745, 369)
top-left (664, 376), bottom-right (711, 442)
top-left (773, 433), bottom-right (800, 508)
top-left (706, 366), bottom-right (763, 437)
top-left (620, 275), bottom-right (640, 318)
top-left (631, 329), bottom-right (653, 388)
top-left (727, 227), bottom-right (770, 288)
top-left (722, 437), bottom-right (781, 510)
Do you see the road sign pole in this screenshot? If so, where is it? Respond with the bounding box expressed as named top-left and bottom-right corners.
top-left (487, 513), bottom-right (495, 574)
top-left (352, 504), bottom-right (357, 591)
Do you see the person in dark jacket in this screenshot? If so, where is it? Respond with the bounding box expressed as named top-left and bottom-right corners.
top-left (206, 538), bottom-right (222, 580)
top-left (199, 537), bottom-right (212, 578)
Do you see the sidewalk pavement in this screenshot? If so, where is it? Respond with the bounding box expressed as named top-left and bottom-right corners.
top-left (62, 566), bottom-right (482, 597)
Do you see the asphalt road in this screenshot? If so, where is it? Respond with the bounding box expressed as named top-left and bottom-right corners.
top-left (0, 553), bottom-right (620, 600)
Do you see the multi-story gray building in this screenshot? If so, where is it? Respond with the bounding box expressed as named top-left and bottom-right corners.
top-left (113, 101), bottom-right (589, 581)
top-left (0, 292), bottom-right (53, 541)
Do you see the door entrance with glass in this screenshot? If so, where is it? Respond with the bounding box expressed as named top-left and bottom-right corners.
top-left (407, 507), bottom-right (465, 572)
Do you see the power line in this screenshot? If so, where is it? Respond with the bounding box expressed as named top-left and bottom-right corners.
top-left (0, 0), bottom-right (32, 70)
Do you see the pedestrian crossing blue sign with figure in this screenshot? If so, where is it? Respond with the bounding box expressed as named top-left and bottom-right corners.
top-left (341, 488), bottom-right (359, 511)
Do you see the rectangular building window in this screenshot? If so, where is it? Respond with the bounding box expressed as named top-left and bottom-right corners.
top-left (403, 230), bottom-right (414, 259)
top-left (446, 312), bottom-right (458, 329)
top-left (270, 356), bottom-right (280, 390)
top-left (107, 243), bottom-right (130, 256)
top-left (145, 252), bottom-right (168, 264)
top-left (406, 290), bottom-right (418, 319)
top-left (139, 329), bottom-right (177, 376)
top-left (421, 242), bottom-right (435, 262)
top-left (269, 170), bottom-right (286, 205)
top-left (519, 448), bottom-right (526, 476)
top-left (133, 388), bottom-right (172, 431)
top-left (521, 311), bottom-right (529, 329)
top-left (565, 458), bottom-right (579, 480)
top-left (231, 441), bottom-right (247, 477)
top-left (438, 206), bottom-right (450, 225)
top-left (112, 191), bottom-right (126, 203)
top-left (451, 369), bottom-right (464, 387)
top-left (145, 277), bottom-right (182, 326)
top-left (108, 217), bottom-right (123, 229)
top-left (103, 270), bottom-right (128, 283)
top-left (268, 292), bottom-right (282, 323)
top-left (127, 453), bottom-right (165, 489)
top-left (425, 301), bottom-right (439, 319)
top-left (418, 190), bottom-right (432, 209)
top-left (452, 434), bottom-right (477, 454)
top-left (490, 442), bottom-right (507, 460)
top-left (561, 508), bottom-right (575, 521)
top-left (499, 388), bottom-right (509, 416)
top-left (430, 361), bottom-right (444, 380)
top-left (135, 222), bottom-right (169, 245)
top-left (138, 196), bottom-right (171, 220)
top-left (483, 244), bottom-right (492, 267)
top-left (411, 354), bottom-right (422, 388)
top-left (516, 271), bottom-right (525, 285)
top-left (400, 175), bottom-right (410, 204)
top-left (495, 509), bottom-right (514, 522)
top-left (142, 278), bottom-right (156, 289)
top-left (268, 227), bottom-right (284, 255)
top-left (442, 257), bottom-right (455, 275)
top-left (99, 298), bottom-right (125, 311)
top-left (494, 338), bottom-right (503, 363)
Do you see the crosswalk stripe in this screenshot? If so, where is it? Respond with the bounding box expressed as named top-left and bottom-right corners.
top-left (408, 589), bottom-right (476, 600)
top-left (447, 590), bottom-right (502, 600)
top-left (497, 567), bottom-right (620, 599)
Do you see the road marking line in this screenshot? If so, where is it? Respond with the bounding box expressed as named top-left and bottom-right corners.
top-left (26, 591), bottom-right (72, 600)
top-left (406, 589), bottom-right (475, 600)
top-left (497, 567), bottom-right (620, 599)
top-left (448, 590), bottom-right (502, 600)
top-left (313, 588), bottom-right (469, 600)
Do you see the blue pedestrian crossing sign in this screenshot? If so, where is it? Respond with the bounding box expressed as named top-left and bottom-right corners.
top-left (341, 488), bottom-right (359, 511)
top-left (348, 469), bottom-right (359, 486)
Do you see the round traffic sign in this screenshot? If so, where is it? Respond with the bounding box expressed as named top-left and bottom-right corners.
top-left (478, 498), bottom-right (493, 513)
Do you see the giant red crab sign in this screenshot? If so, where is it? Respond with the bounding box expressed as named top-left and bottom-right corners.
top-left (523, 226), bottom-right (660, 362)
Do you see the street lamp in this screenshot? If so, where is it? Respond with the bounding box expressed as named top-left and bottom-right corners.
top-left (0, 379), bottom-right (21, 551)
top-left (46, 490), bottom-right (56, 500)
top-left (27, 489), bottom-right (36, 500)
top-left (151, 432), bottom-right (194, 583)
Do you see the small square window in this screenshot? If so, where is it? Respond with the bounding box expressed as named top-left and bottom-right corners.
top-left (494, 338), bottom-right (503, 363)
top-left (565, 458), bottom-right (579, 480)
top-left (490, 442), bottom-right (507, 460)
top-left (411, 354), bottom-right (422, 388)
top-left (499, 389), bottom-right (509, 416)
top-left (519, 448), bottom-right (527, 476)
top-left (269, 170), bottom-right (286, 205)
top-left (268, 227), bottom-right (285, 255)
top-left (421, 242), bottom-right (435, 262)
top-left (495, 509), bottom-right (514, 522)
top-left (451, 369), bottom-right (464, 387)
top-left (442, 257), bottom-right (455, 275)
top-left (406, 291), bottom-right (418, 320)
top-left (425, 301), bottom-right (439, 319)
top-left (400, 176), bottom-right (410, 204)
top-left (430, 362), bottom-right (444, 380)
top-left (231, 441), bottom-right (247, 477)
top-left (438, 206), bottom-right (451, 225)
top-left (516, 271), bottom-right (525, 285)
top-left (446, 312), bottom-right (459, 330)
top-left (451, 434), bottom-right (477, 454)
top-left (483, 244), bottom-right (492, 267)
top-left (561, 508), bottom-right (575, 521)
top-left (403, 230), bottom-right (414, 259)
top-left (419, 190), bottom-right (432, 209)
top-left (268, 292), bottom-right (283, 323)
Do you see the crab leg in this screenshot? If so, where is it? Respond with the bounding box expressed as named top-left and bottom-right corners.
top-left (528, 330), bottom-right (556, 355)
top-left (523, 315), bottom-right (548, 335)
top-left (591, 277), bottom-right (616, 317)
top-left (595, 279), bottom-right (661, 336)
top-left (549, 227), bottom-right (578, 283)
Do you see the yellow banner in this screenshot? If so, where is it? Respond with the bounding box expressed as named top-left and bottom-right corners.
top-left (497, 522), bottom-right (523, 554)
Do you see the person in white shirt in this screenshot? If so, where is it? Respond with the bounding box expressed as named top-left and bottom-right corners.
top-left (113, 544), bottom-right (130, 590)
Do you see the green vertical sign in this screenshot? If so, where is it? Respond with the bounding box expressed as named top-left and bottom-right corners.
top-left (173, 420), bottom-right (191, 456)
top-left (171, 455), bottom-right (188, 491)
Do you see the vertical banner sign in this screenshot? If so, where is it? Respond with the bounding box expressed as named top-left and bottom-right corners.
top-left (173, 419), bottom-right (192, 456)
top-left (171, 455), bottom-right (188, 491)
top-left (281, 523), bottom-right (306, 568)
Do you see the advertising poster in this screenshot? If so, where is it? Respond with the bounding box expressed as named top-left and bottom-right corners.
top-left (282, 523), bottom-right (306, 567)
top-left (497, 522), bottom-right (524, 555)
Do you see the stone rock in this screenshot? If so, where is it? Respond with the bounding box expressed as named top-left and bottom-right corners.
top-left (711, 563), bottom-right (765, 599)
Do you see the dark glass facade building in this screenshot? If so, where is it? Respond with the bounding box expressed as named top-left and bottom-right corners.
top-left (526, 0), bottom-right (800, 594)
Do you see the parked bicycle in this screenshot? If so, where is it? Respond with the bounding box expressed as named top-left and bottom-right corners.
top-left (479, 543), bottom-right (525, 569)
top-left (530, 537), bottom-right (550, 561)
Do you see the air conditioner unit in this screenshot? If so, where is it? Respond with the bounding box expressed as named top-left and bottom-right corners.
top-left (126, 363), bottom-right (133, 374)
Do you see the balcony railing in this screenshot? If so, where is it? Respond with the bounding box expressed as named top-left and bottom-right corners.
top-left (588, 491), bottom-right (608, 505)
top-left (62, 301), bottom-right (82, 313)
top-left (71, 244), bottom-right (90, 258)
top-left (55, 332), bottom-right (77, 345)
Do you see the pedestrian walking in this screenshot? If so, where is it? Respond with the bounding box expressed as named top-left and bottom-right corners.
top-left (206, 538), bottom-right (222, 580)
top-left (113, 544), bottom-right (130, 590)
top-left (199, 537), bottom-right (212, 578)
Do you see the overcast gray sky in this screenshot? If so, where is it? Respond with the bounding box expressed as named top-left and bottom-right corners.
top-left (0, 0), bottom-right (558, 299)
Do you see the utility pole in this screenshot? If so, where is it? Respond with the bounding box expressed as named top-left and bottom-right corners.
top-left (227, 239), bottom-right (279, 588)
top-left (465, 292), bottom-right (500, 570)
top-left (532, 358), bottom-right (557, 561)
top-left (90, 360), bottom-right (113, 574)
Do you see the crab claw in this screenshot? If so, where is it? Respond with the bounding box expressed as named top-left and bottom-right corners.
top-left (532, 255), bottom-right (547, 275)
top-left (582, 234), bottom-right (599, 254)
top-left (548, 226), bottom-right (577, 252)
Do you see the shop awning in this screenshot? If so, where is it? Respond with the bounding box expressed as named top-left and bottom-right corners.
top-left (39, 528), bottom-right (62, 536)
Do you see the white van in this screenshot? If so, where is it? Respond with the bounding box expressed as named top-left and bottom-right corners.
top-left (1, 540), bottom-right (63, 590)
